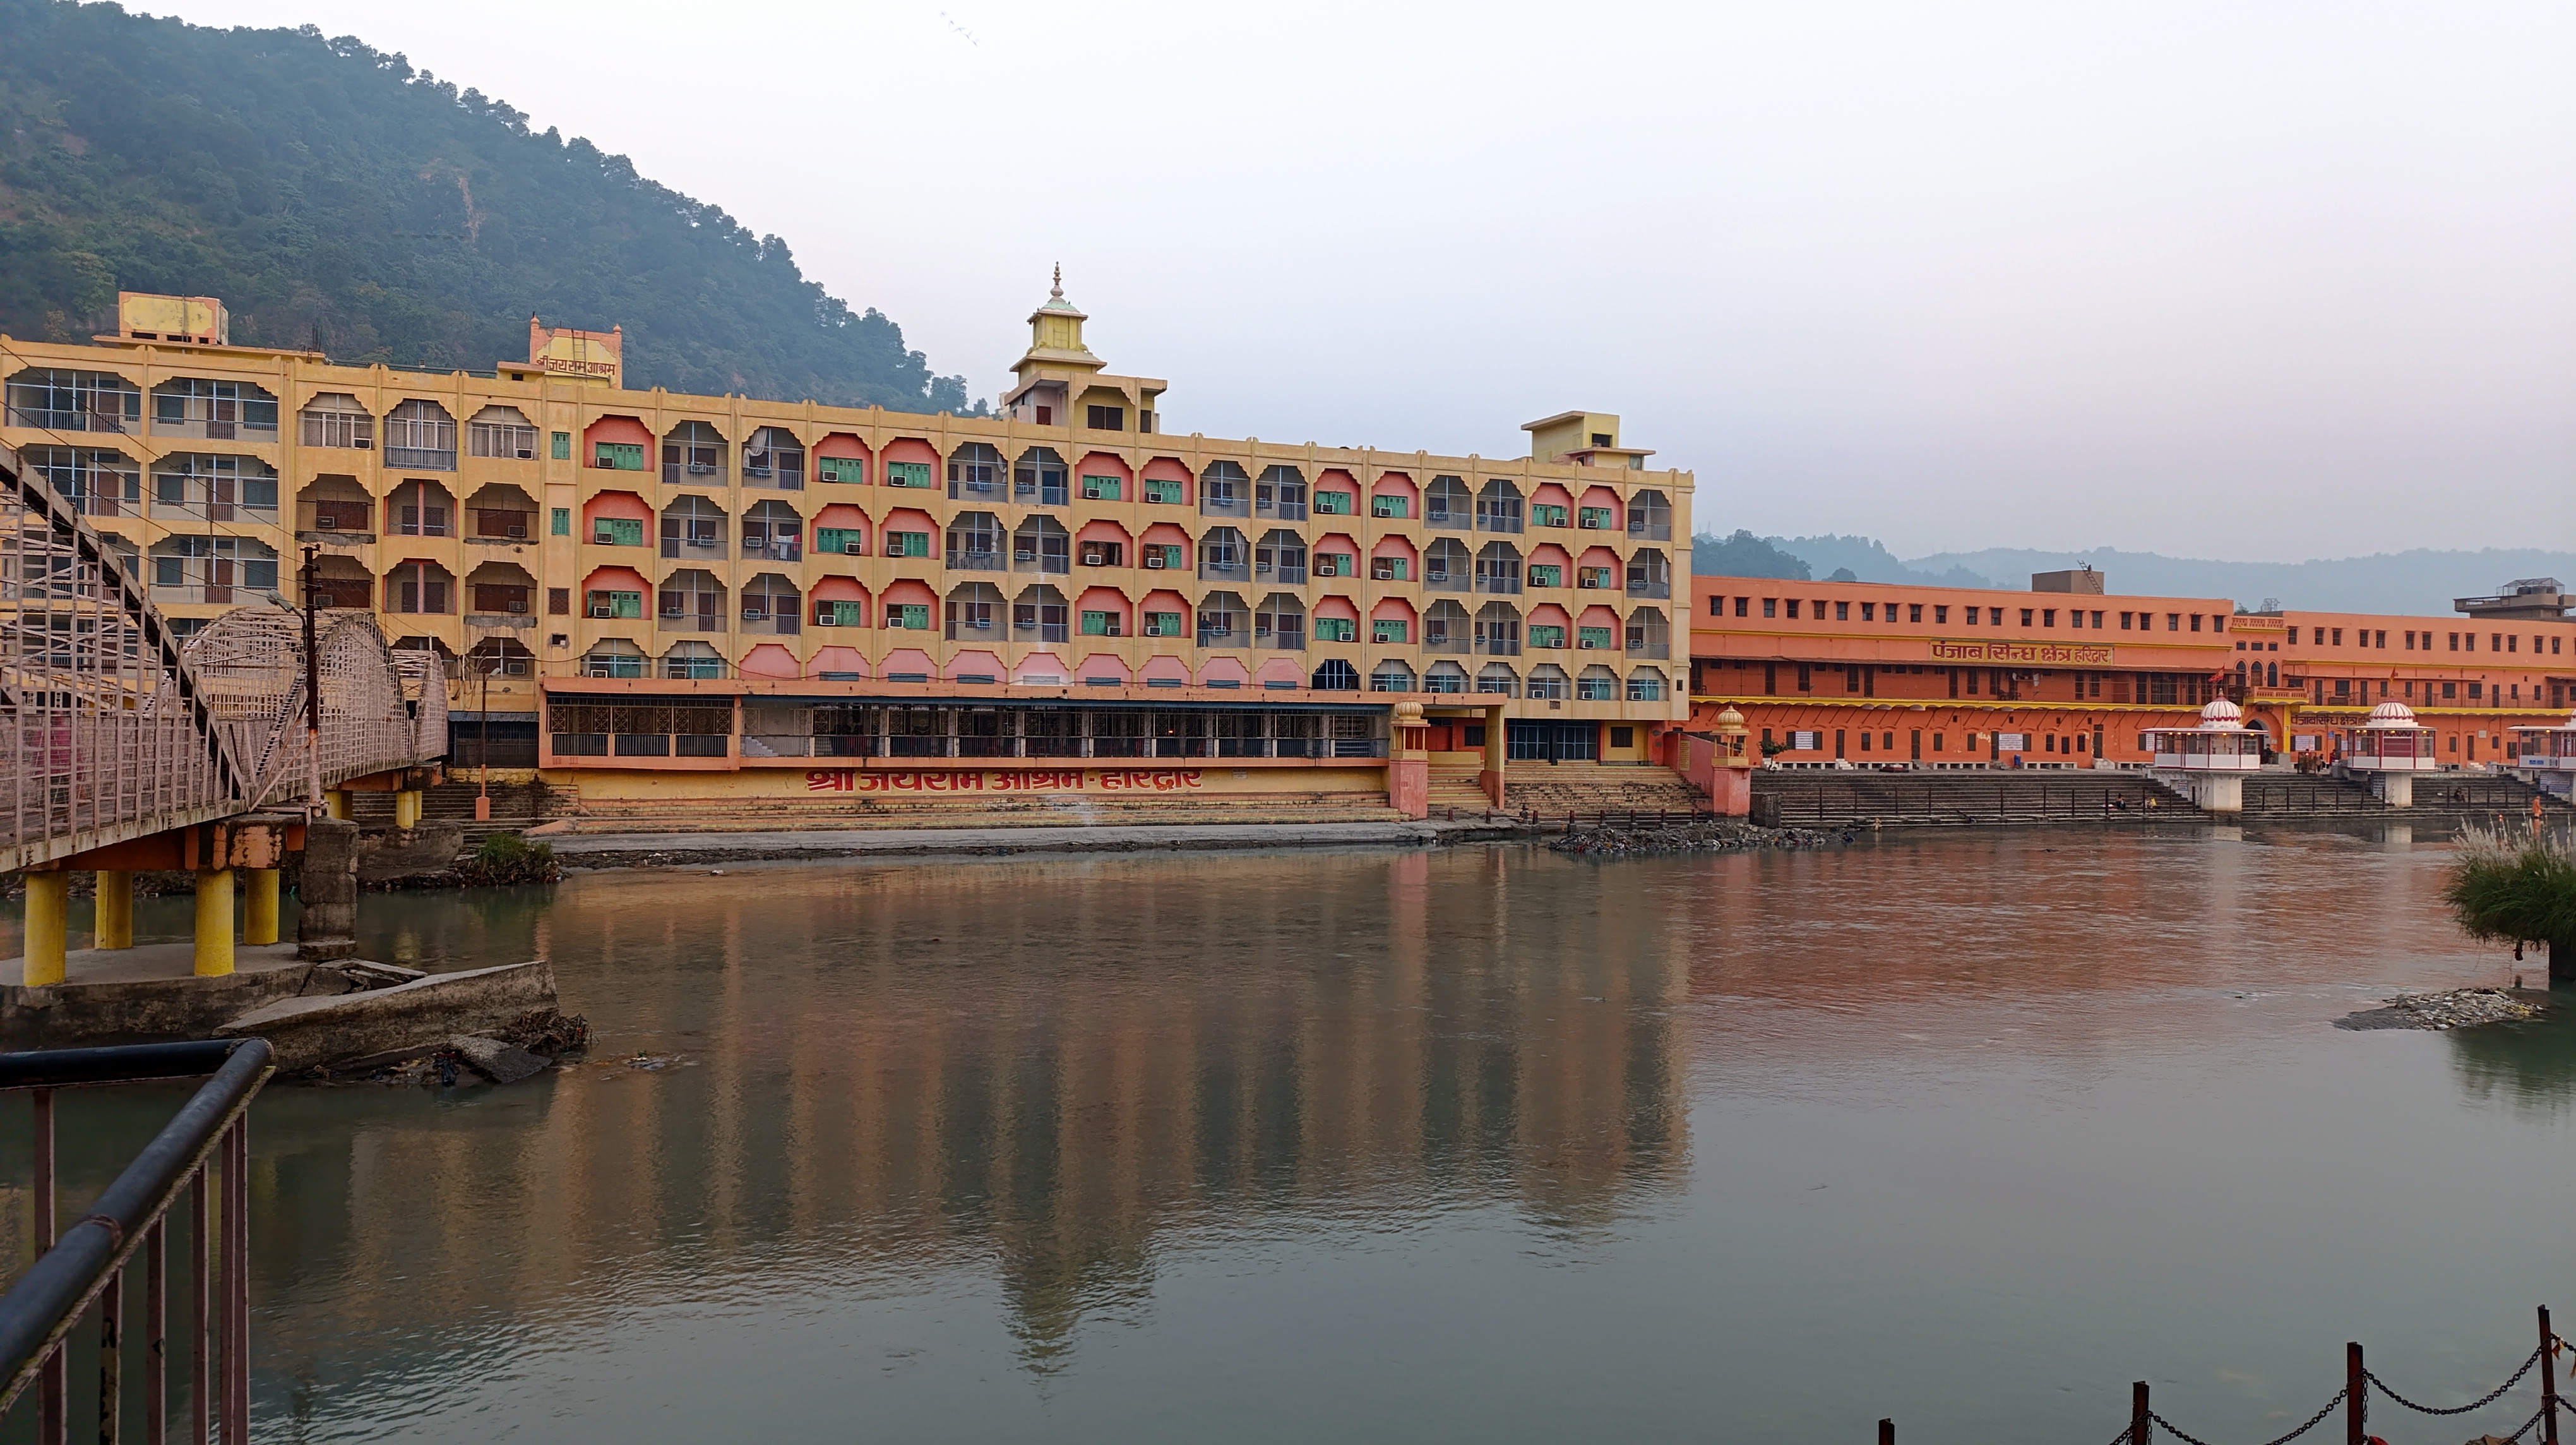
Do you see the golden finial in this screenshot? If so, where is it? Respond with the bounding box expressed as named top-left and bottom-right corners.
top-left (1051, 263), bottom-right (1063, 301)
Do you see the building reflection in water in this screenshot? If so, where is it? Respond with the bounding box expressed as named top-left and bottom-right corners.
top-left (236, 847), bottom-right (1690, 1383)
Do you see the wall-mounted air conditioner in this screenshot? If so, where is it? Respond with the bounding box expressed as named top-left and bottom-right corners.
top-left (816, 613), bottom-right (838, 627)
top-left (1144, 555), bottom-right (1167, 569)
top-left (508, 600), bottom-right (529, 614)
top-left (354, 439), bottom-right (373, 450)
top-left (590, 605), bottom-right (614, 618)
top-left (315, 517), bottom-right (338, 530)
top-left (515, 448), bottom-right (535, 460)
top-left (507, 525), bottom-right (527, 539)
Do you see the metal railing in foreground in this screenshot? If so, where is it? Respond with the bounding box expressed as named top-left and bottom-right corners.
top-left (0, 1040), bottom-right (273, 1444)
top-left (1874, 1307), bottom-right (2568, 1445)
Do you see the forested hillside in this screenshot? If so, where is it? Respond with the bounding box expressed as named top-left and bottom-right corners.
top-left (0, 0), bottom-right (977, 411)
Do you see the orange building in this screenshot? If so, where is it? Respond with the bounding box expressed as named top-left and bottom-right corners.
top-left (1686, 570), bottom-right (2576, 770)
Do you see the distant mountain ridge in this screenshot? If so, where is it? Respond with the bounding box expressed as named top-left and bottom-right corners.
top-left (0, 0), bottom-right (975, 410)
top-left (1692, 532), bottom-right (2575, 617)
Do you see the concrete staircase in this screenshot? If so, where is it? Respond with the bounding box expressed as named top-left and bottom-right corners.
top-left (345, 781), bottom-right (559, 851)
top-left (1506, 762), bottom-right (1707, 817)
top-left (542, 788), bottom-right (1407, 834)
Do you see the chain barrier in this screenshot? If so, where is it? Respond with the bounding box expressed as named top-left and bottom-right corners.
top-left (2366, 1343), bottom-right (2543, 1415)
top-left (2145, 1388), bottom-right (2346, 1445)
top-left (2507, 1401), bottom-right (2555, 1442)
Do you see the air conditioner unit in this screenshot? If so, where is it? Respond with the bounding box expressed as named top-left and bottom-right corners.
top-left (507, 525), bottom-right (527, 539)
top-left (508, 600), bottom-right (528, 615)
top-left (970, 618), bottom-right (991, 629)
top-left (314, 517), bottom-right (338, 530)
top-left (515, 448), bottom-right (534, 460)
top-left (1578, 640), bottom-right (1598, 650)
top-left (842, 541), bottom-right (862, 555)
top-left (1144, 554), bottom-right (1167, 569)
top-left (354, 439), bottom-right (373, 450)
top-left (816, 612), bottom-right (838, 627)
top-left (689, 463), bottom-right (715, 474)
top-left (590, 604), bottom-right (614, 618)
top-left (1015, 548), bottom-right (1035, 563)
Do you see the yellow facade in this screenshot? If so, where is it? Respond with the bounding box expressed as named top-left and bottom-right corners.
top-left (1, 284), bottom-right (1693, 748)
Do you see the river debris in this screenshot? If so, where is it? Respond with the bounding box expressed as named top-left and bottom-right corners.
top-left (2336, 988), bottom-right (2543, 1032)
top-left (304, 1007), bottom-right (592, 1086)
top-left (1549, 819), bottom-right (1847, 858)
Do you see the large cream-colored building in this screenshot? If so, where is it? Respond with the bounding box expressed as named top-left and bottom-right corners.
top-left (1, 285), bottom-right (1693, 813)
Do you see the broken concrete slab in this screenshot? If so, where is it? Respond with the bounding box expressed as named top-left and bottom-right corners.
top-left (218, 959), bottom-right (558, 1072)
top-left (450, 1034), bottom-right (549, 1084)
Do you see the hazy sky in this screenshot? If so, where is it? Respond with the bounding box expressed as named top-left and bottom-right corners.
top-left (156, 0), bottom-right (2576, 560)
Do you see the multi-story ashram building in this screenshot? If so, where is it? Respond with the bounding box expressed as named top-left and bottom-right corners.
top-left (1686, 570), bottom-right (2576, 773)
top-left (2, 287), bottom-right (1695, 817)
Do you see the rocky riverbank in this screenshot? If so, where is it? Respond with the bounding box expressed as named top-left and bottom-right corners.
top-left (1547, 818), bottom-right (1849, 857)
top-left (2336, 988), bottom-right (2545, 1031)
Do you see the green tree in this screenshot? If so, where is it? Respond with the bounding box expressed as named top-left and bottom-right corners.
top-left (0, 0), bottom-right (978, 412)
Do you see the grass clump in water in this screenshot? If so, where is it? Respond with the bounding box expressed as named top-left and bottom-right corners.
top-left (459, 832), bottom-right (560, 886)
top-left (2443, 826), bottom-right (2576, 975)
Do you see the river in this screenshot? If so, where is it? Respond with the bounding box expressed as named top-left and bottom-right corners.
top-left (8, 824), bottom-right (2576, 1443)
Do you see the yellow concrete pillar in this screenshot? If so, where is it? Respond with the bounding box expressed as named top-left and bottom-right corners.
top-left (21, 873), bottom-right (69, 988)
top-left (325, 790), bottom-right (351, 820)
top-left (93, 870), bottom-right (134, 950)
top-left (193, 868), bottom-right (236, 978)
top-left (393, 789), bottom-right (422, 829)
top-left (242, 868), bottom-right (280, 947)
top-left (1482, 704), bottom-right (1509, 808)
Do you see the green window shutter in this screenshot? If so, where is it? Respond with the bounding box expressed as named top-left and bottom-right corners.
top-left (551, 431), bottom-right (571, 460)
top-left (1371, 495), bottom-right (1410, 519)
top-left (1145, 477), bottom-right (1183, 505)
top-left (1373, 620), bottom-right (1409, 644)
top-left (820, 456), bottom-right (866, 484)
top-left (1082, 474), bottom-right (1123, 500)
top-left (1316, 618), bottom-right (1356, 642)
top-left (1530, 625), bottom-right (1566, 648)
top-left (609, 591), bottom-right (643, 619)
top-left (1315, 490), bottom-right (1353, 515)
top-left (823, 600), bottom-right (866, 627)
top-left (1529, 565), bottom-right (1561, 587)
top-left (595, 516), bottom-right (645, 547)
top-left (595, 441), bottom-right (645, 471)
top-left (817, 527), bottom-right (864, 555)
top-left (550, 507), bottom-right (571, 537)
top-left (890, 531), bottom-right (930, 558)
top-left (1578, 626), bottom-right (1614, 649)
top-left (886, 461), bottom-right (932, 488)
top-left (1145, 611), bottom-right (1183, 637)
top-left (1533, 504), bottom-right (1568, 527)
top-left (1579, 506), bottom-right (1613, 529)
top-left (1080, 610), bottom-right (1113, 635)
top-left (892, 604), bottom-right (930, 629)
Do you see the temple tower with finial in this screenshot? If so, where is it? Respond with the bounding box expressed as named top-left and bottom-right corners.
top-left (1001, 265), bottom-right (1169, 435)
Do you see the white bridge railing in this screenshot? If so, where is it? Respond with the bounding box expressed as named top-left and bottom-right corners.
top-left (2, 449), bottom-right (446, 872)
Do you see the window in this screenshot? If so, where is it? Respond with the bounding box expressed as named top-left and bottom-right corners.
top-left (1142, 543), bottom-right (1184, 570)
top-left (1080, 609), bottom-right (1123, 636)
top-left (1935, 606), bottom-right (1949, 623)
top-left (889, 531), bottom-right (931, 558)
top-left (547, 588), bottom-right (571, 615)
top-left (25, 447), bottom-right (141, 517)
top-left (385, 400), bottom-right (457, 467)
top-left (1909, 604), bottom-right (1923, 622)
top-left (552, 431), bottom-right (572, 460)
top-left (1371, 494), bottom-right (1410, 519)
top-left (888, 604), bottom-right (931, 630)
top-left (1578, 625), bottom-right (1614, 650)
top-left (1370, 661), bottom-right (1416, 693)
top-left (819, 455), bottom-right (867, 484)
top-left (1143, 611), bottom-right (1184, 637)
top-left (816, 527), bottom-right (866, 556)
top-left (1082, 474), bottom-right (1124, 501)
top-left (2120, 612), bottom-right (2133, 630)
top-left (1372, 556), bottom-right (1410, 582)
top-left (1374, 619), bottom-right (1411, 644)
top-left (1763, 598), bottom-right (1777, 618)
top-left (886, 460), bottom-right (934, 488)
top-left (586, 589), bottom-right (644, 620)
top-left (8, 368), bottom-right (141, 431)
top-left (1527, 563), bottom-right (1561, 587)
top-left (1578, 506), bottom-right (1613, 529)
top-left (1087, 405), bottom-right (1124, 431)
top-left (152, 454), bottom-right (278, 519)
top-left (468, 405), bottom-right (539, 459)
top-left (551, 507), bottom-right (571, 537)
top-left (1626, 670), bottom-right (1666, 702)
top-left (595, 441), bottom-right (646, 471)
top-left (1314, 489), bottom-right (1354, 515)
top-left (816, 599), bottom-right (867, 627)
top-left (1578, 566), bottom-right (1614, 589)
top-left (1532, 503), bottom-right (1570, 527)
top-left (1836, 602), bottom-right (1850, 621)
top-left (1528, 623), bottom-right (1566, 648)
top-left (592, 516), bottom-right (645, 547)
top-left (153, 377), bottom-right (278, 435)
top-left (297, 393), bottom-right (373, 448)
top-left (1316, 617), bottom-right (1357, 643)
top-left (1861, 603), bottom-right (1876, 621)
top-left (1316, 553), bottom-right (1355, 577)
top-left (1146, 476), bottom-right (1186, 505)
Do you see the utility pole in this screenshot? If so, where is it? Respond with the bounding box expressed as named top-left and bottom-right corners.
top-left (301, 544), bottom-right (322, 814)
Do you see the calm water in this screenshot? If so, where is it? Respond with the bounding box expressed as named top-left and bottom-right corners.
top-left (9, 825), bottom-right (2576, 1444)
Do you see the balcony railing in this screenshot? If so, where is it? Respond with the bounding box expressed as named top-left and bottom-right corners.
top-left (742, 464), bottom-right (805, 490)
top-left (1626, 575), bottom-right (1672, 599)
top-left (1476, 572), bottom-right (1522, 595)
top-left (739, 611), bottom-right (802, 635)
top-left (662, 460), bottom-right (727, 486)
top-left (1424, 567), bottom-right (1468, 592)
top-left (743, 537), bottom-right (804, 563)
top-left (6, 407), bottom-right (133, 433)
top-left (1627, 519), bottom-right (1673, 541)
top-left (150, 417), bottom-right (278, 443)
top-left (383, 447), bottom-right (456, 471)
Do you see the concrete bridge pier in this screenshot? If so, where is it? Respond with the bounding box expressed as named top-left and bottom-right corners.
top-left (193, 868), bottom-right (235, 976)
top-left (95, 870), bottom-right (134, 949)
top-left (2369, 770), bottom-right (2415, 808)
top-left (2190, 773), bottom-right (2245, 813)
top-left (21, 873), bottom-right (68, 986)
